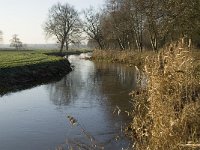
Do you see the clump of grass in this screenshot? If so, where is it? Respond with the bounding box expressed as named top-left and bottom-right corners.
top-left (128, 41), bottom-right (200, 150)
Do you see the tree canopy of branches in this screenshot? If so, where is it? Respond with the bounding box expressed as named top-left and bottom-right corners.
top-left (10, 34), bottom-right (23, 50)
top-left (0, 31), bottom-right (3, 43)
top-left (44, 2), bottom-right (81, 52)
top-left (82, 7), bottom-right (105, 49)
top-left (83, 0), bottom-right (200, 51)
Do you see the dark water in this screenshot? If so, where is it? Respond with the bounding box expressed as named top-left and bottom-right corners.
top-left (0, 54), bottom-right (137, 150)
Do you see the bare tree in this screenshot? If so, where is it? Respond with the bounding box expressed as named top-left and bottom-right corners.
top-left (0, 31), bottom-right (3, 43)
top-left (82, 7), bottom-right (105, 49)
top-left (44, 2), bottom-right (81, 53)
top-left (10, 34), bottom-right (23, 50)
top-left (104, 0), bottom-right (128, 50)
top-left (66, 26), bottom-right (82, 50)
top-left (143, 0), bottom-right (165, 52)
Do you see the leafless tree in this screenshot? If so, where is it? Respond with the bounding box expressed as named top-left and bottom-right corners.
top-left (0, 31), bottom-right (3, 43)
top-left (44, 2), bottom-right (81, 53)
top-left (10, 34), bottom-right (23, 50)
top-left (142, 0), bottom-right (164, 51)
top-left (82, 7), bottom-right (105, 49)
top-left (82, 0), bottom-right (200, 51)
top-left (104, 0), bottom-right (129, 50)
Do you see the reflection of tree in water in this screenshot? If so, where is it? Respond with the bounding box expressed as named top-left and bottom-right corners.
top-left (94, 62), bottom-right (137, 115)
top-left (93, 62), bottom-right (137, 146)
top-left (96, 62), bottom-right (136, 89)
top-left (45, 58), bottom-right (137, 114)
top-left (46, 75), bottom-right (81, 106)
top-left (46, 58), bottom-right (136, 147)
top-left (46, 59), bottom-right (98, 106)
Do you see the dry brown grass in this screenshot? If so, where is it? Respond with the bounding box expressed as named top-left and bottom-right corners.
top-left (91, 50), bottom-right (155, 67)
top-left (128, 41), bottom-right (200, 150)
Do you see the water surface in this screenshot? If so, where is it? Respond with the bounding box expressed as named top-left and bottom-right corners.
top-left (0, 54), bottom-right (137, 150)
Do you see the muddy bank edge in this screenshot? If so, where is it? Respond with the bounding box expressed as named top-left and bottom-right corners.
top-left (0, 59), bottom-right (72, 94)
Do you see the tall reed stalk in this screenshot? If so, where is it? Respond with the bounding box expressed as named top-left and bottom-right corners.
top-left (129, 41), bottom-right (200, 150)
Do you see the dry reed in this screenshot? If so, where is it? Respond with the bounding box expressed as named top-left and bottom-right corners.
top-left (128, 41), bottom-right (200, 150)
top-left (91, 50), bottom-right (154, 67)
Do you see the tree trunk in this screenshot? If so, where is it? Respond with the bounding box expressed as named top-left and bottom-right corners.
top-left (65, 42), bottom-right (69, 51)
top-left (139, 32), bottom-right (143, 52)
top-left (135, 31), bottom-right (143, 52)
top-left (97, 39), bottom-right (104, 50)
top-left (117, 38), bottom-right (125, 50)
top-left (150, 37), bottom-right (158, 52)
top-left (60, 40), bottom-right (65, 53)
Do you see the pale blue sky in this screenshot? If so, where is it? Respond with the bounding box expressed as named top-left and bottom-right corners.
top-left (0, 0), bottom-right (104, 44)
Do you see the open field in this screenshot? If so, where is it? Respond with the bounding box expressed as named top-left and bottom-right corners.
top-left (0, 49), bottom-right (93, 68)
top-left (0, 49), bottom-right (92, 68)
top-left (0, 51), bottom-right (63, 69)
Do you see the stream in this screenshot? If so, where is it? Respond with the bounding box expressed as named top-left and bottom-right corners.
top-left (0, 54), bottom-right (137, 150)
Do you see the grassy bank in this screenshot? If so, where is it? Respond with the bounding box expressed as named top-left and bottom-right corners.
top-left (0, 50), bottom-right (72, 95)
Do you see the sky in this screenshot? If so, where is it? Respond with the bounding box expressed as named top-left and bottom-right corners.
top-left (0, 0), bottom-right (104, 44)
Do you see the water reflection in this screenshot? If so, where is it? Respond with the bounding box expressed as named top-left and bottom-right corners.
top-left (46, 55), bottom-right (137, 149)
top-left (46, 57), bottom-right (98, 106)
top-left (47, 56), bottom-right (136, 111)
top-left (0, 54), bottom-right (136, 150)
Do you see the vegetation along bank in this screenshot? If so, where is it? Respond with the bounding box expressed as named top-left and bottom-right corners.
top-left (0, 51), bottom-right (72, 94)
top-left (91, 38), bottom-right (200, 149)
top-left (92, 49), bottom-right (200, 74)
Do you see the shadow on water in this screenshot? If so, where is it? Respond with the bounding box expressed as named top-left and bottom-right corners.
top-left (0, 75), bottom-right (66, 97)
top-left (0, 54), bottom-right (137, 150)
top-left (0, 59), bottom-right (72, 97)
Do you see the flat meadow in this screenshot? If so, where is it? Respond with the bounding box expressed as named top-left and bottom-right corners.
top-left (0, 50), bottom-right (62, 69)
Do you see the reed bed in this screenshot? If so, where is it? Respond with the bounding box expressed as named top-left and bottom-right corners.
top-left (92, 50), bottom-right (154, 67)
top-left (128, 41), bottom-right (200, 150)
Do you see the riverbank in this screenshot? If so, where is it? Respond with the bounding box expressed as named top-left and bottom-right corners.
top-left (92, 47), bottom-right (200, 149)
top-left (91, 49), bottom-right (200, 77)
top-left (91, 50), bottom-right (155, 67)
top-left (0, 51), bottom-right (72, 95)
top-left (128, 44), bottom-right (200, 149)
top-left (44, 49), bottom-right (92, 57)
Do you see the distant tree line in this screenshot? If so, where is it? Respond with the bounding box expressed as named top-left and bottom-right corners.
top-left (84, 0), bottom-right (200, 51)
top-left (44, 1), bottom-right (200, 52)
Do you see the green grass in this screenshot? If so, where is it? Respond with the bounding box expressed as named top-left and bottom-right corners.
top-left (0, 51), bottom-right (63, 69)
